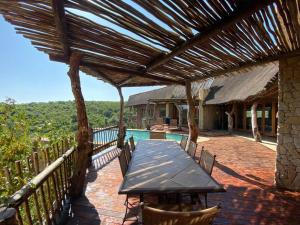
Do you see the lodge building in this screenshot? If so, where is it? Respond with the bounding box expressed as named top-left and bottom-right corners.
top-left (127, 62), bottom-right (278, 137)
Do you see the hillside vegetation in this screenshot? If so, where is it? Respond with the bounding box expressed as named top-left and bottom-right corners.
top-left (0, 99), bottom-right (135, 203)
top-left (16, 100), bottom-right (136, 133)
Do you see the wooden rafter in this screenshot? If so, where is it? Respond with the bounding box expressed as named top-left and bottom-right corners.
top-left (1, 0), bottom-right (300, 87)
top-left (49, 54), bottom-right (184, 85)
top-left (145, 0), bottom-right (275, 72)
top-left (51, 0), bottom-right (70, 60)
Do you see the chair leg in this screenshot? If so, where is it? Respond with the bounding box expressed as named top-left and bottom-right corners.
top-left (205, 193), bottom-right (208, 208)
top-left (122, 195), bottom-right (140, 224)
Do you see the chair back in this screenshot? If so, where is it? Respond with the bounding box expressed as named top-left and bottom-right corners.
top-left (170, 119), bottom-right (177, 126)
top-left (118, 150), bottom-right (128, 177)
top-left (124, 141), bottom-right (132, 164)
top-left (129, 136), bottom-right (135, 151)
top-left (199, 148), bottom-right (216, 175)
top-left (142, 204), bottom-right (220, 225)
top-left (150, 131), bottom-right (166, 139)
top-left (156, 117), bottom-right (164, 125)
top-left (180, 136), bottom-right (188, 150)
top-left (187, 141), bottom-right (197, 158)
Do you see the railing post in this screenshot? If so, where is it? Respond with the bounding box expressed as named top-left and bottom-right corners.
top-left (88, 126), bottom-right (94, 166)
top-left (0, 207), bottom-right (18, 225)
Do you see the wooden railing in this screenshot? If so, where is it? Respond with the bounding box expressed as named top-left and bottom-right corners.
top-left (1, 146), bottom-right (77, 225)
top-left (92, 125), bottom-right (119, 155)
top-left (1, 138), bottom-right (75, 200)
top-left (0, 126), bottom-right (121, 225)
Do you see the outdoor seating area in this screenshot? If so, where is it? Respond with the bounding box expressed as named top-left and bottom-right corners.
top-left (1, 1), bottom-right (300, 225)
top-left (67, 135), bottom-right (300, 225)
top-left (117, 136), bottom-right (224, 224)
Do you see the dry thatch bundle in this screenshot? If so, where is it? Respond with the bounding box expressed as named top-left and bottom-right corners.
top-left (0, 0), bottom-right (299, 87)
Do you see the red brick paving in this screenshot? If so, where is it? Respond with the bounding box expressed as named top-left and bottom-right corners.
top-left (68, 136), bottom-right (300, 225)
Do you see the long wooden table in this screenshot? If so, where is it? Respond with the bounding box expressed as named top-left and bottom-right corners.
top-left (119, 140), bottom-right (225, 199)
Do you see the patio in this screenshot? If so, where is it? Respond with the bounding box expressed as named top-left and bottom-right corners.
top-left (67, 135), bottom-right (300, 225)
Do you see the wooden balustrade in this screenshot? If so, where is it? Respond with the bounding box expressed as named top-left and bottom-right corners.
top-left (0, 126), bottom-right (120, 225)
top-left (1, 146), bottom-right (77, 225)
top-left (1, 137), bottom-right (75, 198)
top-left (92, 125), bottom-right (119, 155)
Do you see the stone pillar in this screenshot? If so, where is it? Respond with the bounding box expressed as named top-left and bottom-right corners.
top-left (276, 55), bottom-right (300, 191)
top-left (166, 103), bottom-right (170, 118)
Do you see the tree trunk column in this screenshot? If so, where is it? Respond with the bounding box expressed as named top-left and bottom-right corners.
top-left (68, 53), bottom-right (91, 198)
top-left (251, 102), bottom-right (262, 142)
top-left (185, 80), bottom-right (198, 148)
top-left (276, 55), bottom-right (300, 191)
top-left (175, 104), bottom-right (183, 130)
top-left (117, 87), bottom-right (125, 149)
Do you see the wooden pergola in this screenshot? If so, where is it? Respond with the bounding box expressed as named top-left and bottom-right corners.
top-left (1, 0), bottom-right (300, 196)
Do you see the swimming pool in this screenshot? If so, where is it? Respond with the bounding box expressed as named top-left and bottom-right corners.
top-left (125, 129), bottom-right (185, 142)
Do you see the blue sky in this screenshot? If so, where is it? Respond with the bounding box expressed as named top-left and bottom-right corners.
top-left (0, 16), bottom-right (161, 103)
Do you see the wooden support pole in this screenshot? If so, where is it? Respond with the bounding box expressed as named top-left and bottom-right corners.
top-left (185, 80), bottom-right (198, 147)
top-left (68, 52), bottom-right (91, 198)
top-left (251, 102), bottom-right (262, 142)
top-left (117, 86), bottom-right (125, 149)
top-left (225, 103), bottom-right (236, 134)
top-left (175, 103), bottom-right (183, 130)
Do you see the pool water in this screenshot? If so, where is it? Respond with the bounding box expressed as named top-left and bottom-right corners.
top-left (125, 129), bottom-right (185, 142)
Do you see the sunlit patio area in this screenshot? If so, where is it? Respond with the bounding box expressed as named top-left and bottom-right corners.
top-left (67, 135), bottom-right (300, 225)
top-left (1, 0), bottom-right (300, 224)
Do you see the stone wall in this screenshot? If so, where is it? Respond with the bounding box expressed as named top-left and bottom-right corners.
top-left (276, 55), bottom-right (300, 191)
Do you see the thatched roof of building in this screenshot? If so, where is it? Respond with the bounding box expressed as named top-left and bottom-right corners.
top-left (0, 1), bottom-right (299, 87)
top-left (127, 79), bottom-right (213, 106)
top-left (127, 62), bottom-right (278, 106)
top-left (205, 62), bottom-right (278, 104)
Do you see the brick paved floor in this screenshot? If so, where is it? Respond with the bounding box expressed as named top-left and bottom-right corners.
top-left (68, 136), bottom-right (300, 225)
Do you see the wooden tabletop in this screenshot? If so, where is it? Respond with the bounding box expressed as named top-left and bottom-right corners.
top-left (118, 140), bottom-right (225, 195)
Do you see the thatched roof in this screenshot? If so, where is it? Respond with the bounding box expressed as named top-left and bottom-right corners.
top-left (127, 79), bottom-right (213, 106)
top-left (127, 62), bottom-right (278, 106)
top-left (127, 86), bottom-right (176, 106)
top-left (0, 1), bottom-right (299, 87)
top-left (205, 62), bottom-right (278, 104)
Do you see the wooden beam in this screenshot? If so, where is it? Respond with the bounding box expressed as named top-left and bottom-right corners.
top-left (49, 54), bottom-right (184, 85)
top-left (51, 0), bottom-right (70, 60)
top-left (68, 52), bottom-right (91, 198)
top-left (146, 0), bottom-right (274, 72)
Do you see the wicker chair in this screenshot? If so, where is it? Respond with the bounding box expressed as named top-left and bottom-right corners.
top-left (150, 131), bottom-right (166, 139)
top-left (180, 135), bottom-right (188, 150)
top-left (141, 203), bottom-right (220, 225)
top-left (170, 119), bottom-right (178, 126)
top-left (129, 135), bottom-right (135, 152)
top-left (124, 141), bottom-right (132, 164)
top-left (198, 147), bottom-right (217, 208)
top-left (187, 141), bottom-right (197, 159)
